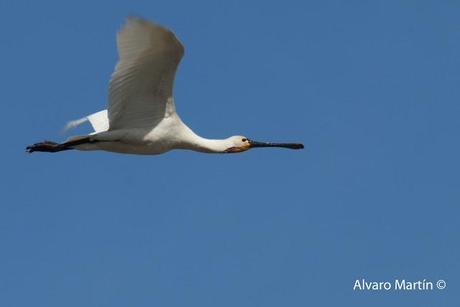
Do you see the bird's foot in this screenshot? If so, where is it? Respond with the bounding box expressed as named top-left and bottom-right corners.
top-left (26, 140), bottom-right (61, 153)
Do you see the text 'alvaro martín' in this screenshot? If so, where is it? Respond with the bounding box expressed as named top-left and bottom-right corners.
top-left (353, 279), bottom-right (438, 291)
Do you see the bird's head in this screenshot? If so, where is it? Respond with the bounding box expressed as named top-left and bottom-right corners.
top-left (224, 136), bottom-right (251, 153)
top-left (224, 135), bottom-right (304, 153)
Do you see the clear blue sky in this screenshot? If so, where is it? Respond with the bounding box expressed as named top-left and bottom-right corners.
top-left (1, 0), bottom-right (459, 306)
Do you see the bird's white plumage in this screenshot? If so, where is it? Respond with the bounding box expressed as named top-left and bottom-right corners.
top-left (64, 109), bottom-right (109, 134)
top-left (87, 110), bottom-right (109, 133)
top-left (107, 17), bottom-right (184, 130)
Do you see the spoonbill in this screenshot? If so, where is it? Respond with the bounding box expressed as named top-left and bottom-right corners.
top-left (26, 17), bottom-right (303, 155)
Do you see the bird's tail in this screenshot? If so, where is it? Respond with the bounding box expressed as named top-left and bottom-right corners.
top-left (26, 136), bottom-right (92, 153)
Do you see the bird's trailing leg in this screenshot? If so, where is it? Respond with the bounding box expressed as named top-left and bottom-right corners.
top-left (26, 140), bottom-right (70, 153)
top-left (26, 136), bottom-right (92, 153)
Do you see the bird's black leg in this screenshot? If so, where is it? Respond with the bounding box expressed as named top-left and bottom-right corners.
top-left (26, 140), bottom-right (72, 153)
top-left (26, 137), bottom-right (93, 153)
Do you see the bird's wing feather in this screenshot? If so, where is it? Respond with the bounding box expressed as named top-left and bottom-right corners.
top-left (107, 17), bottom-right (184, 130)
top-left (64, 109), bottom-right (109, 134)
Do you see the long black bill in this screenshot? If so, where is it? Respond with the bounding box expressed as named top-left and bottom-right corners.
top-left (249, 139), bottom-right (304, 150)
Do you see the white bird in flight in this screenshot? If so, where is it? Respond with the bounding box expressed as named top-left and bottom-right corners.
top-left (27, 17), bottom-right (303, 155)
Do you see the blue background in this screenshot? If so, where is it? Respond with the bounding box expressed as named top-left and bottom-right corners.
top-left (1, 0), bottom-right (459, 306)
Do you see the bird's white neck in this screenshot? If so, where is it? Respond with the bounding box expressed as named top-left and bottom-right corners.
top-left (176, 123), bottom-right (231, 153)
top-left (186, 135), bottom-right (231, 153)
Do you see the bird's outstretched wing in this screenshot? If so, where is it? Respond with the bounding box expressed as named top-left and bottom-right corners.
top-left (107, 17), bottom-right (184, 130)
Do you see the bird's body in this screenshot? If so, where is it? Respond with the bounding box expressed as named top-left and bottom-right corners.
top-left (27, 17), bottom-right (303, 155)
top-left (75, 112), bottom-right (236, 155)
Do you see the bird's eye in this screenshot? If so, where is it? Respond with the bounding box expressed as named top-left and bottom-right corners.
top-left (242, 138), bottom-right (247, 142)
